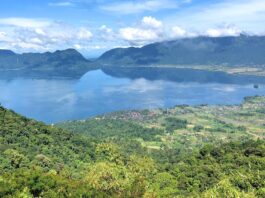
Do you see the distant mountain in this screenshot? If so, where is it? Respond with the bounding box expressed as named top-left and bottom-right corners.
top-left (97, 35), bottom-right (265, 67)
top-left (0, 49), bottom-right (94, 78)
top-left (0, 49), bottom-right (16, 56)
top-left (2, 35), bottom-right (265, 78)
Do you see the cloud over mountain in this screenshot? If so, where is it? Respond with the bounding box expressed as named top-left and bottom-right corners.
top-left (0, 18), bottom-right (93, 52)
top-left (1, 0), bottom-right (265, 55)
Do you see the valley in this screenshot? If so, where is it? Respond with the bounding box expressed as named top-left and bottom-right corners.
top-left (58, 96), bottom-right (265, 151)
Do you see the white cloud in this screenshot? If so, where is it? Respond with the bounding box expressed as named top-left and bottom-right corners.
top-left (167, 0), bottom-right (265, 33)
top-left (74, 44), bottom-right (105, 50)
top-left (103, 78), bottom-right (163, 94)
top-left (35, 28), bottom-right (46, 36)
top-left (2, 0), bottom-right (265, 55)
top-left (206, 25), bottom-right (242, 37)
top-left (18, 43), bottom-right (44, 50)
top-left (117, 15), bottom-right (245, 47)
top-left (142, 16), bottom-right (163, 29)
top-left (170, 26), bottom-right (187, 38)
top-left (119, 27), bottom-right (161, 45)
top-left (74, 44), bottom-right (82, 50)
top-left (30, 37), bottom-right (44, 45)
top-left (99, 25), bottom-right (116, 40)
top-left (118, 16), bottom-right (165, 46)
top-left (100, 25), bottom-right (112, 34)
top-left (0, 32), bottom-right (6, 40)
top-left (49, 1), bottom-right (74, 7)
top-left (77, 27), bottom-right (93, 40)
top-left (101, 0), bottom-right (190, 14)
top-left (0, 18), bottom-right (93, 52)
top-left (0, 18), bottom-right (51, 28)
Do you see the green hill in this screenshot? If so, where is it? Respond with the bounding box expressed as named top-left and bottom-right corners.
top-left (0, 97), bottom-right (264, 197)
top-left (97, 35), bottom-right (265, 67)
top-left (0, 49), bottom-right (94, 78)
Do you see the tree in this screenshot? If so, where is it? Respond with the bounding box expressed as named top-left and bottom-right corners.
top-left (3, 149), bottom-right (28, 169)
top-left (85, 162), bottom-right (130, 196)
top-left (203, 178), bottom-right (256, 198)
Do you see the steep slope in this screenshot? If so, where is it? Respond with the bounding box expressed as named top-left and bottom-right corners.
top-left (0, 49), bottom-right (94, 77)
top-left (97, 35), bottom-right (265, 66)
top-left (0, 101), bottom-right (264, 197)
top-left (0, 105), bottom-right (95, 169)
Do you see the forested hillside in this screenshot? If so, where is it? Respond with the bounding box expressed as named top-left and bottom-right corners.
top-left (97, 35), bottom-right (265, 67)
top-left (0, 97), bottom-right (265, 197)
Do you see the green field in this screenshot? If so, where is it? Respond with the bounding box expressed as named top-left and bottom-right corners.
top-left (58, 96), bottom-right (265, 151)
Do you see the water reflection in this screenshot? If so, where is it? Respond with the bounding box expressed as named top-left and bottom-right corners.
top-left (0, 69), bottom-right (264, 123)
top-left (102, 67), bottom-right (265, 84)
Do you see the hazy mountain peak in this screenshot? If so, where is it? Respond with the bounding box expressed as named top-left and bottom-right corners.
top-left (0, 49), bottom-right (16, 56)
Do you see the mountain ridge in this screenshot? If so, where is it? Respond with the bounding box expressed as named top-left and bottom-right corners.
top-left (0, 48), bottom-right (94, 78)
top-left (97, 35), bottom-right (265, 67)
top-left (2, 35), bottom-right (265, 78)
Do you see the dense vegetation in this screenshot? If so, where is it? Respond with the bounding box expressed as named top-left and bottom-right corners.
top-left (98, 35), bottom-right (265, 67)
top-left (0, 97), bottom-right (265, 197)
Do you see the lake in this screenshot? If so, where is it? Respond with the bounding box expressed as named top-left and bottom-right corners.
top-left (0, 68), bottom-right (265, 123)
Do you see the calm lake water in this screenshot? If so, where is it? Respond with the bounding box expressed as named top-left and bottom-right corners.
top-left (0, 68), bottom-right (265, 123)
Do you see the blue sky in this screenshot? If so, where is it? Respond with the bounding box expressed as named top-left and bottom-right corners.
top-left (0, 0), bottom-right (265, 57)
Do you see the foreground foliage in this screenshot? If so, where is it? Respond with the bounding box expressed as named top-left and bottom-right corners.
top-left (0, 97), bottom-right (265, 197)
